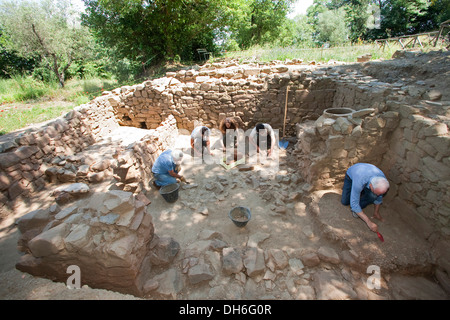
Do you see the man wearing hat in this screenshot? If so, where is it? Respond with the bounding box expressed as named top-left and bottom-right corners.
top-left (151, 149), bottom-right (184, 188)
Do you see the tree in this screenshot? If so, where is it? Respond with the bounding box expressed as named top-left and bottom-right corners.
top-left (0, 0), bottom-right (93, 87)
top-left (243, 0), bottom-right (294, 47)
top-left (367, 0), bottom-right (431, 38)
top-left (316, 7), bottom-right (349, 45)
top-left (82, 0), bottom-right (235, 65)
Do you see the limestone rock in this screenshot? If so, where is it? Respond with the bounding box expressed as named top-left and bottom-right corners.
top-left (16, 208), bottom-right (52, 233)
top-left (149, 235), bottom-right (180, 265)
top-left (153, 268), bottom-right (183, 299)
top-left (301, 252), bottom-right (320, 267)
top-left (28, 223), bottom-right (70, 258)
top-left (222, 247), bottom-right (244, 275)
top-left (318, 246), bottom-right (340, 264)
top-left (243, 247), bottom-right (265, 278)
top-left (188, 263), bottom-right (215, 284)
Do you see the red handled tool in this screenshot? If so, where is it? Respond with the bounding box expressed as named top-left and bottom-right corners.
top-left (377, 232), bottom-right (384, 242)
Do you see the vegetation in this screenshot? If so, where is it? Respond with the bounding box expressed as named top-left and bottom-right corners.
top-left (0, 0), bottom-right (448, 134)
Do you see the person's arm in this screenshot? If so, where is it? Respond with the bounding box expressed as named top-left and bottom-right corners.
top-left (354, 211), bottom-right (378, 232)
top-left (351, 183), bottom-right (378, 233)
top-left (168, 170), bottom-right (183, 179)
top-left (373, 203), bottom-right (384, 221)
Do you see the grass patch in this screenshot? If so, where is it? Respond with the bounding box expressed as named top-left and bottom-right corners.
top-left (222, 43), bottom-right (404, 63)
top-left (0, 76), bottom-right (119, 135)
top-left (0, 104), bottom-right (75, 135)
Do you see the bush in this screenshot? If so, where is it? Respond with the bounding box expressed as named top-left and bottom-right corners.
top-left (32, 67), bottom-right (57, 83)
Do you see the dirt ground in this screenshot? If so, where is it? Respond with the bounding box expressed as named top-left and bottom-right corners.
top-left (1, 49), bottom-right (449, 300)
top-left (1, 132), bottom-right (449, 300)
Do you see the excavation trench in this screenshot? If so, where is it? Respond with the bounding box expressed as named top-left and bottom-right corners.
top-left (1, 54), bottom-right (449, 299)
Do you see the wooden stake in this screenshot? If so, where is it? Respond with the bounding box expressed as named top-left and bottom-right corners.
top-left (283, 86), bottom-right (289, 138)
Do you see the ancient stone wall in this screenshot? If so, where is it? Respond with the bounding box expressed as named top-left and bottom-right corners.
top-left (16, 189), bottom-right (155, 296)
top-left (101, 61), bottom-right (337, 137)
top-left (1, 57), bottom-right (449, 245)
top-left (381, 102), bottom-right (450, 239)
top-left (0, 102), bottom-right (118, 204)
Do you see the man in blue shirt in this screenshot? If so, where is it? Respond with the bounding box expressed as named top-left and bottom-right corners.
top-left (151, 149), bottom-right (184, 188)
top-left (341, 163), bottom-right (390, 233)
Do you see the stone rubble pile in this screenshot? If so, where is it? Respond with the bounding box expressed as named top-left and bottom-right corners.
top-left (16, 189), bottom-right (154, 296)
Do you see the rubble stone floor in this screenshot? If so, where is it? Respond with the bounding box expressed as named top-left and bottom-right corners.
top-left (0, 128), bottom-right (449, 300)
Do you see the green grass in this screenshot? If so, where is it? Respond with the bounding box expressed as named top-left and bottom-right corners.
top-left (0, 104), bottom-right (75, 135)
top-left (222, 42), bottom-right (404, 64)
top-left (0, 76), bottom-right (119, 135)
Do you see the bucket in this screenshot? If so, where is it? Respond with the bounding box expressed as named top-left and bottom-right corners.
top-left (229, 206), bottom-right (251, 228)
top-left (159, 183), bottom-right (180, 203)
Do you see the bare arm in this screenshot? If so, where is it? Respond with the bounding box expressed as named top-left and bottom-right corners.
top-left (354, 211), bottom-right (378, 233)
top-left (168, 170), bottom-right (182, 179)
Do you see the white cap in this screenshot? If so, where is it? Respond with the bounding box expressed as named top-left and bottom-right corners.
top-left (172, 149), bottom-right (184, 164)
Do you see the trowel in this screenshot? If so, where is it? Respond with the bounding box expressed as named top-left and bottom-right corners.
top-left (180, 176), bottom-right (190, 184)
top-left (377, 231), bottom-right (384, 242)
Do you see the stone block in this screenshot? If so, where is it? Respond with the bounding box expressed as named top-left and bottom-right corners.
top-left (28, 223), bottom-right (70, 258)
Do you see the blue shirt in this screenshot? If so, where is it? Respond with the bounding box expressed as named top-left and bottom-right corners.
top-left (152, 150), bottom-right (176, 174)
top-left (346, 163), bottom-right (386, 213)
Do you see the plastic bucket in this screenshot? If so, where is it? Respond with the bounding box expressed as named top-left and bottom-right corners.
top-left (159, 183), bottom-right (180, 203)
top-left (228, 206), bottom-right (251, 227)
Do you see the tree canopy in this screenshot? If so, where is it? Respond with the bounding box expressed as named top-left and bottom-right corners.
top-left (0, 0), bottom-right (93, 87)
top-left (0, 0), bottom-right (448, 82)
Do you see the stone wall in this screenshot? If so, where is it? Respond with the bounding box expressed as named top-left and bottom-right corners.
top-left (112, 115), bottom-right (178, 193)
top-left (294, 71), bottom-right (449, 240)
top-left (381, 102), bottom-right (450, 239)
top-left (0, 102), bottom-right (118, 204)
top-left (101, 61), bottom-right (338, 137)
top-left (15, 189), bottom-right (155, 296)
top-left (0, 95), bottom-right (178, 206)
top-left (1, 57), bottom-right (449, 243)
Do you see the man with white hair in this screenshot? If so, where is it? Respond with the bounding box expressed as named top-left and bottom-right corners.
top-left (341, 163), bottom-right (390, 233)
top-left (151, 149), bottom-right (184, 188)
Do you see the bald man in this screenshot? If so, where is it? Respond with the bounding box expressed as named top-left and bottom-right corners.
top-left (341, 163), bottom-right (390, 233)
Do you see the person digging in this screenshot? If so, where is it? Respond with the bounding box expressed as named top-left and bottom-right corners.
top-left (341, 163), bottom-right (390, 233)
top-left (151, 149), bottom-right (186, 189)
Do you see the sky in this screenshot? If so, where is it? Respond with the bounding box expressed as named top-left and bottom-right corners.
top-left (287, 0), bottom-right (314, 19)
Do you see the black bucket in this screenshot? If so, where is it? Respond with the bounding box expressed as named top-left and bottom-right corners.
top-left (229, 206), bottom-right (251, 228)
top-left (159, 183), bottom-right (180, 203)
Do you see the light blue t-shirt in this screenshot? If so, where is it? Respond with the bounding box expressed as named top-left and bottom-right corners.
top-left (346, 163), bottom-right (386, 213)
top-left (151, 150), bottom-right (176, 174)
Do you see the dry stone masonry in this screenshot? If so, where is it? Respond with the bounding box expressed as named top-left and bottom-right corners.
top-left (1, 51), bottom-right (449, 298)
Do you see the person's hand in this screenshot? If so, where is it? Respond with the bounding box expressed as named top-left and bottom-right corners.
top-left (368, 221), bottom-right (378, 233)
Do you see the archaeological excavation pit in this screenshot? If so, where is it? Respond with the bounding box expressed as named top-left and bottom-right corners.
top-left (1, 50), bottom-right (449, 300)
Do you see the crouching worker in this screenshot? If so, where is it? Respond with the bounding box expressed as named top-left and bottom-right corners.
top-left (341, 163), bottom-right (390, 233)
top-left (151, 149), bottom-right (184, 189)
top-left (191, 125), bottom-right (212, 158)
top-left (249, 123), bottom-right (277, 157)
